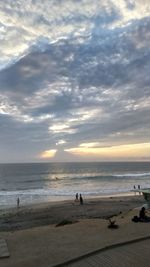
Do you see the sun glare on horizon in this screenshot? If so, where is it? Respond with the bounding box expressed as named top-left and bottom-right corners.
top-left (40, 149), bottom-right (57, 159)
top-left (39, 142), bottom-right (150, 161)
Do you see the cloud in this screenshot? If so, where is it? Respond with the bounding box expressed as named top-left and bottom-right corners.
top-left (0, 0), bottom-right (150, 162)
top-left (1, 0), bottom-right (149, 69)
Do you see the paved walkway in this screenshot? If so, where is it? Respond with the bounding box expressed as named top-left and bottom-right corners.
top-left (54, 237), bottom-right (150, 267)
top-left (0, 239), bottom-right (10, 258)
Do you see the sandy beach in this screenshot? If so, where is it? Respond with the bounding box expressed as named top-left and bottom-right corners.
top-left (0, 194), bottom-right (145, 231)
top-left (0, 195), bottom-right (149, 267)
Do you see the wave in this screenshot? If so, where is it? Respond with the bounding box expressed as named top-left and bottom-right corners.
top-left (0, 187), bottom-right (131, 197)
top-left (2, 172), bottom-right (150, 185)
top-left (0, 188), bottom-right (56, 196)
top-left (114, 172), bottom-right (150, 178)
top-left (61, 172), bottom-right (150, 180)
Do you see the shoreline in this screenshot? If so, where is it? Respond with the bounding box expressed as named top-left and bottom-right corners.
top-left (0, 190), bottom-right (139, 211)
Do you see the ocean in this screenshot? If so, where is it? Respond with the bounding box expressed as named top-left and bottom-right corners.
top-left (0, 162), bottom-right (150, 209)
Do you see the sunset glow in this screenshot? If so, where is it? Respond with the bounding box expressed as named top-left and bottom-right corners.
top-left (40, 150), bottom-right (57, 159)
top-left (65, 143), bottom-right (150, 160)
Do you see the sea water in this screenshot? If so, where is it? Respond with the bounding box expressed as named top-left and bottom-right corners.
top-left (0, 162), bottom-right (150, 209)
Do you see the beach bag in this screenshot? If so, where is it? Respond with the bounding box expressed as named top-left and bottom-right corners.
top-left (132, 216), bottom-right (139, 222)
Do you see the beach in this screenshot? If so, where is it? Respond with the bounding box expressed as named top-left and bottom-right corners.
top-left (1, 194), bottom-right (149, 267)
top-left (0, 194), bottom-right (145, 231)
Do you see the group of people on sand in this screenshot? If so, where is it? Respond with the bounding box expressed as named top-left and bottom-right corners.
top-left (75, 193), bottom-right (83, 205)
top-left (139, 207), bottom-right (150, 222)
top-left (132, 206), bottom-right (150, 222)
top-left (133, 184), bottom-right (142, 195)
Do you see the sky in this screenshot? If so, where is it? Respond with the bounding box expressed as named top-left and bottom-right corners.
top-left (0, 0), bottom-right (150, 163)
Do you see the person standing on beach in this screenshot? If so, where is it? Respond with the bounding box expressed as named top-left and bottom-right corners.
top-left (17, 197), bottom-right (20, 208)
top-left (134, 185), bottom-right (136, 195)
top-left (79, 194), bottom-right (83, 205)
top-left (138, 185), bottom-right (141, 194)
top-left (75, 193), bottom-right (79, 201)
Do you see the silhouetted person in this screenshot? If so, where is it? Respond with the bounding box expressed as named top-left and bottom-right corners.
top-left (79, 194), bottom-right (83, 205)
top-left (139, 207), bottom-right (146, 220)
top-left (75, 193), bottom-right (79, 201)
top-left (139, 207), bottom-right (150, 221)
top-left (17, 197), bottom-right (20, 208)
top-left (134, 185), bottom-right (136, 195)
top-left (138, 185), bottom-right (141, 195)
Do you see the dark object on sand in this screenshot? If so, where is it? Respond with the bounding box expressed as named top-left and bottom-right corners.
top-left (108, 219), bottom-right (119, 229)
top-left (132, 207), bottom-right (150, 223)
top-left (55, 219), bottom-right (78, 227)
top-left (132, 216), bottom-right (140, 222)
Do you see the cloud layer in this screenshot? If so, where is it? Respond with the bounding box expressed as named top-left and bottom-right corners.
top-left (0, 0), bottom-right (150, 162)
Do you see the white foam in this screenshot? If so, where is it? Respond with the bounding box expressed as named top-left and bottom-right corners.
top-left (114, 172), bottom-right (150, 177)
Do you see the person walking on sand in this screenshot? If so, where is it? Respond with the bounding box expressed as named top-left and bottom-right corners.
top-left (17, 197), bottom-right (20, 208)
top-left (79, 194), bottom-right (83, 205)
top-left (75, 193), bottom-right (79, 201)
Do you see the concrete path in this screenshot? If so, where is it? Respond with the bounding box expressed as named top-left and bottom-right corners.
top-left (54, 237), bottom-right (150, 267)
top-left (0, 239), bottom-right (10, 258)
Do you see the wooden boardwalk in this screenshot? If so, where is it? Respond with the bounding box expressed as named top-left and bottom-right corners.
top-left (59, 238), bottom-right (150, 267)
